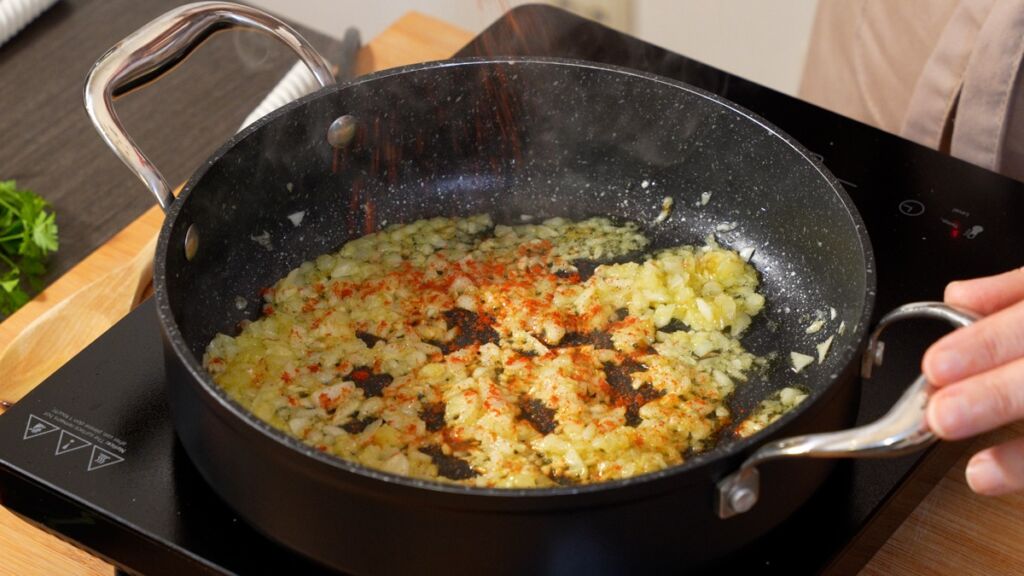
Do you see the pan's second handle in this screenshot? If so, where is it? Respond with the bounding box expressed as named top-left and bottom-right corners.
top-left (716, 301), bottom-right (980, 519)
top-left (84, 1), bottom-right (335, 212)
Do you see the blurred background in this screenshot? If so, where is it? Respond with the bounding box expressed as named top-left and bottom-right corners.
top-left (247, 0), bottom-right (819, 96)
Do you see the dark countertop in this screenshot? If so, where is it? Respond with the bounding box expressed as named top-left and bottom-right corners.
top-left (0, 0), bottom-right (340, 290)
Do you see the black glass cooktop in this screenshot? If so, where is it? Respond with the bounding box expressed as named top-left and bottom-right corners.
top-left (2, 5), bottom-right (1021, 575)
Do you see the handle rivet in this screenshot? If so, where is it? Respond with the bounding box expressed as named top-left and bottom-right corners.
top-left (184, 224), bottom-right (199, 261)
top-left (729, 487), bottom-right (757, 513)
top-left (327, 115), bottom-right (358, 148)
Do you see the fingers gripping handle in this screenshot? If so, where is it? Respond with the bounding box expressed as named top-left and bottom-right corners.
top-left (717, 301), bottom-right (979, 519)
top-left (84, 1), bottom-right (335, 211)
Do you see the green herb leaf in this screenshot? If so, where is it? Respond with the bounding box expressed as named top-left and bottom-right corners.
top-left (0, 180), bottom-right (59, 316)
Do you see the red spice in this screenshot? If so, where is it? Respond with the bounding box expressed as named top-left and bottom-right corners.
top-left (208, 357), bottom-right (224, 365)
top-left (331, 282), bottom-right (354, 299)
top-left (308, 364), bottom-right (321, 373)
top-left (302, 298), bottom-right (318, 313)
top-left (287, 396), bottom-right (298, 407)
top-left (351, 369), bottom-right (370, 382)
top-left (281, 371), bottom-right (293, 383)
top-left (262, 305), bottom-right (275, 316)
top-left (318, 393), bottom-right (331, 409)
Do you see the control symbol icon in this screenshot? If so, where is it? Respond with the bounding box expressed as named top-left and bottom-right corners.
top-left (898, 200), bottom-right (925, 216)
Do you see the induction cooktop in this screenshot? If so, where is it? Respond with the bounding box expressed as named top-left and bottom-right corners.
top-left (2, 5), bottom-right (1021, 575)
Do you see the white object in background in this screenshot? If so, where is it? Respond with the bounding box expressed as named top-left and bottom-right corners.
top-left (239, 61), bottom-right (319, 131)
top-left (0, 0), bottom-right (59, 48)
top-left (239, 27), bottom-right (360, 132)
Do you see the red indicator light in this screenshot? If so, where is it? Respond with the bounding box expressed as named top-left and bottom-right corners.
top-left (950, 227), bottom-right (960, 239)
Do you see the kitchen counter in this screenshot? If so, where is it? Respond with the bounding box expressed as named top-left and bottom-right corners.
top-left (0, 1), bottom-right (1021, 574)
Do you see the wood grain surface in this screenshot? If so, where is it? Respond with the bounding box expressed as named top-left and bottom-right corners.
top-left (1, 4), bottom-right (1023, 576)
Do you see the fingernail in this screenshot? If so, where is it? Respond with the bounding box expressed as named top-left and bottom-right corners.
top-left (930, 348), bottom-right (965, 381)
top-left (930, 392), bottom-right (970, 438)
top-left (966, 454), bottom-right (1006, 495)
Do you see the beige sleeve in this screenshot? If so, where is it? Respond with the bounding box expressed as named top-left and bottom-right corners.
top-left (799, 0), bottom-right (960, 134)
top-left (802, 0), bottom-right (1024, 181)
top-left (949, 0), bottom-right (1024, 181)
top-left (901, 0), bottom-right (996, 152)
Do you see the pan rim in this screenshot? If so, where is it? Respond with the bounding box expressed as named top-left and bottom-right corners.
top-left (154, 56), bottom-right (877, 501)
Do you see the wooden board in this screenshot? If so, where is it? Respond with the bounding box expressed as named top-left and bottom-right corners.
top-left (2, 9), bottom-right (1023, 576)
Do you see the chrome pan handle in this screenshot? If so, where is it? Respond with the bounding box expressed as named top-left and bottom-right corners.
top-left (84, 1), bottom-right (335, 212)
top-left (717, 301), bottom-right (980, 519)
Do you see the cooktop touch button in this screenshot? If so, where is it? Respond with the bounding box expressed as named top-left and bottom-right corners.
top-left (898, 199), bottom-right (925, 216)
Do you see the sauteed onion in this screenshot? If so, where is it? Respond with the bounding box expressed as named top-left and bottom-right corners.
top-left (205, 215), bottom-right (772, 487)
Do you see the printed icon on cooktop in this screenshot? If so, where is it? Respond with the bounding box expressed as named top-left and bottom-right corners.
top-left (55, 430), bottom-right (91, 455)
top-left (898, 200), bottom-right (925, 217)
top-left (23, 415), bottom-right (58, 440)
top-left (88, 446), bottom-right (125, 471)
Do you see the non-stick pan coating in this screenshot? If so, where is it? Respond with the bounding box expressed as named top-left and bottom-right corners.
top-left (157, 58), bottom-right (873, 490)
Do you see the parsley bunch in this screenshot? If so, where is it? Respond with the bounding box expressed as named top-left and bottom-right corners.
top-left (0, 180), bottom-right (58, 316)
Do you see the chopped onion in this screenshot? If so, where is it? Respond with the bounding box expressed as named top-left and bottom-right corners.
top-left (816, 336), bottom-right (834, 363)
top-left (250, 231), bottom-right (273, 250)
top-left (790, 351), bottom-right (815, 373)
top-left (653, 196), bottom-right (674, 224)
top-left (805, 319), bottom-right (825, 334)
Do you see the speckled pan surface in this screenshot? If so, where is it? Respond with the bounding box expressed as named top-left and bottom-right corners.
top-left (155, 57), bottom-right (875, 494)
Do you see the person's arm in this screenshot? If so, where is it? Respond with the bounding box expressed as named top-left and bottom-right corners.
top-left (923, 267), bottom-right (1024, 495)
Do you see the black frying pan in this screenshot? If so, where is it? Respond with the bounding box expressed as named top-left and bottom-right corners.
top-left (85, 3), bottom-right (971, 574)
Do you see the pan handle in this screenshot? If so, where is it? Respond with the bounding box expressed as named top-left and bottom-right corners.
top-left (84, 1), bottom-right (335, 212)
top-left (716, 301), bottom-right (979, 519)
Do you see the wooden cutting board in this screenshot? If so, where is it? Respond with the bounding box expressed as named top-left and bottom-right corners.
top-left (1, 10), bottom-right (1022, 576)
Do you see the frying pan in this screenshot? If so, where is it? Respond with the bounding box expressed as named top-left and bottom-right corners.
top-left (84, 3), bottom-right (977, 574)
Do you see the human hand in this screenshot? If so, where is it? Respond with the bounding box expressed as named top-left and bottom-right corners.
top-left (923, 267), bottom-right (1024, 495)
